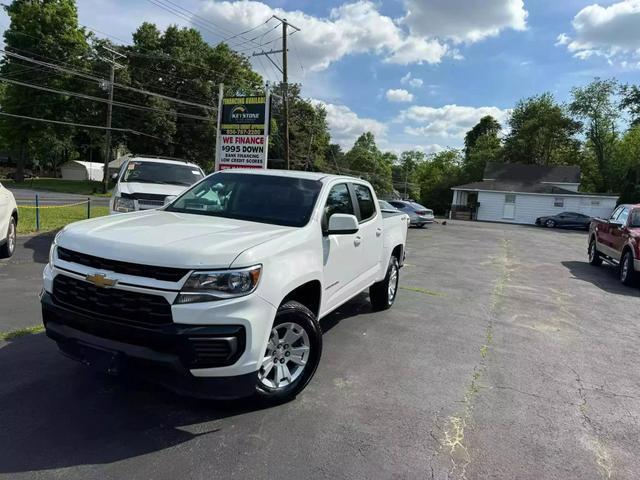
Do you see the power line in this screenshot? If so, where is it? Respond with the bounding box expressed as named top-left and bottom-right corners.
top-left (0, 49), bottom-right (217, 110)
top-left (0, 111), bottom-right (170, 141)
top-left (0, 76), bottom-right (214, 121)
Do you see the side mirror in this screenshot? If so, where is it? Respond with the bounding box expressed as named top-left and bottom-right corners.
top-left (164, 195), bottom-right (177, 205)
top-left (327, 214), bottom-right (359, 235)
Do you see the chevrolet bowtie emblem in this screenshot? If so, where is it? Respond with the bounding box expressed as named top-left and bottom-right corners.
top-left (85, 273), bottom-right (117, 288)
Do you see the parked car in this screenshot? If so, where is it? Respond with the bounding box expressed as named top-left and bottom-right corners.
top-left (588, 204), bottom-right (640, 286)
top-left (387, 200), bottom-right (434, 227)
top-left (0, 181), bottom-right (18, 258)
top-left (536, 212), bottom-right (592, 229)
top-left (41, 170), bottom-right (409, 402)
top-left (110, 157), bottom-right (205, 214)
top-left (378, 199), bottom-right (399, 212)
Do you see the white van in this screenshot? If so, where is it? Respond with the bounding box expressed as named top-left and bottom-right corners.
top-left (110, 157), bottom-right (205, 214)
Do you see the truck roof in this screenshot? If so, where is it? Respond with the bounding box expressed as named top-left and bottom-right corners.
top-left (218, 168), bottom-right (361, 184)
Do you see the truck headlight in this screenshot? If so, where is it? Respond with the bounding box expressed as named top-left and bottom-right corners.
top-left (175, 265), bottom-right (262, 304)
top-left (48, 243), bottom-right (57, 265)
top-left (114, 196), bottom-right (136, 213)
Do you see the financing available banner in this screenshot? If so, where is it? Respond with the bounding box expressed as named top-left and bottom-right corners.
top-left (215, 94), bottom-right (270, 171)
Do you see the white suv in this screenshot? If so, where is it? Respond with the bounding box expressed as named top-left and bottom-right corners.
top-left (110, 157), bottom-right (205, 214)
top-left (0, 181), bottom-right (18, 258)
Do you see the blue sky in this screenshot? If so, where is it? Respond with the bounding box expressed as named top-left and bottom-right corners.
top-left (2, 0), bottom-right (640, 153)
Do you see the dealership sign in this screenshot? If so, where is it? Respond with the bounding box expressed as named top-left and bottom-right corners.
top-left (215, 91), bottom-right (270, 171)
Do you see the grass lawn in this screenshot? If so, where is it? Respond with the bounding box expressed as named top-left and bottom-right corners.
top-left (17, 205), bottom-right (109, 234)
top-left (3, 178), bottom-right (110, 196)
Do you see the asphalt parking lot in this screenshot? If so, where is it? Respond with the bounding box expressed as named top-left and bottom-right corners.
top-left (1, 221), bottom-right (639, 479)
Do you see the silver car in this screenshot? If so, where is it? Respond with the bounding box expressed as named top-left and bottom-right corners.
top-left (387, 200), bottom-right (434, 227)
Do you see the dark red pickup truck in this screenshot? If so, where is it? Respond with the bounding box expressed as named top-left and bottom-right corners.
top-left (588, 204), bottom-right (640, 285)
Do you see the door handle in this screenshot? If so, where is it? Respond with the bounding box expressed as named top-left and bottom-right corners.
top-left (354, 236), bottom-right (362, 246)
top-left (376, 228), bottom-right (382, 237)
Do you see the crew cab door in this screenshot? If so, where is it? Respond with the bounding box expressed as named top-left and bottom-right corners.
top-left (321, 183), bottom-right (362, 313)
top-left (610, 207), bottom-right (630, 259)
top-left (350, 182), bottom-right (383, 285)
top-left (598, 206), bottom-right (624, 258)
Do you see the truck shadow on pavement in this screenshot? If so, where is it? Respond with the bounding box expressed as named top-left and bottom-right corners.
top-left (0, 296), bottom-right (374, 474)
top-left (562, 260), bottom-right (640, 296)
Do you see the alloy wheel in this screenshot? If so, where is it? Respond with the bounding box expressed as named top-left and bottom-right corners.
top-left (258, 322), bottom-right (310, 390)
top-left (388, 261), bottom-right (399, 304)
top-left (621, 255), bottom-right (629, 281)
top-left (7, 220), bottom-right (15, 254)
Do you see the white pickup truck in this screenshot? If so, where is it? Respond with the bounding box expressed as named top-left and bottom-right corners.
top-left (41, 170), bottom-right (409, 402)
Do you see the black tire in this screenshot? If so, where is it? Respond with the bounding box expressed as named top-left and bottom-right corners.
top-left (418, 223), bottom-right (426, 228)
top-left (254, 301), bottom-right (322, 403)
top-left (588, 238), bottom-right (602, 266)
top-left (620, 250), bottom-right (636, 286)
top-left (0, 216), bottom-right (16, 258)
top-left (370, 255), bottom-right (400, 311)
top-left (546, 219), bottom-right (556, 228)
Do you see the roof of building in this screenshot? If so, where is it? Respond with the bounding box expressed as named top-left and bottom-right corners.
top-left (483, 162), bottom-right (581, 184)
top-left (452, 180), bottom-right (617, 197)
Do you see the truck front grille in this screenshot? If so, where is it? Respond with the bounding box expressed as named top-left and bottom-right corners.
top-left (57, 247), bottom-right (189, 282)
top-left (52, 274), bottom-right (172, 329)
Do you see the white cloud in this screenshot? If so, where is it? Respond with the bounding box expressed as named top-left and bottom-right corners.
top-left (402, 0), bottom-right (528, 43)
top-left (312, 100), bottom-right (387, 149)
top-left (400, 72), bottom-right (424, 88)
top-left (558, 1), bottom-right (640, 64)
top-left (386, 89), bottom-right (414, 102)
top-left (197, 0), bottom-right (449, 75)
top-left (399, 104), bottom-right (510, 138)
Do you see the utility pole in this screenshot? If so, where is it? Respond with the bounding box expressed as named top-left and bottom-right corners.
top-left (252, 16), bottom-right (300, 170)
top-left (99, 46), bottom-right (125, 193)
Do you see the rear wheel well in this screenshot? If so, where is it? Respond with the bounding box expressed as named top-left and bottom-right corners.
top-left (622, 245), bottom-right (634, 260)
top-left (391, 244), bottom-right (403, 265)
top-left (12, 209), bottom-right (18, 224)
top-left (281, 281), bottom-right (322, 318)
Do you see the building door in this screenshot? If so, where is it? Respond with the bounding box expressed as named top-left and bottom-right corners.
top-left (503, 194), bottom-right (516, 219)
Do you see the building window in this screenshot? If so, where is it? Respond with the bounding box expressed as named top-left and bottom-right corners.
top-left (505, 194), bottom-right (516, 203)
top-left (591, 199), bottom-right (600, 206)
top-left (554, 197), bottom-right (564, 207)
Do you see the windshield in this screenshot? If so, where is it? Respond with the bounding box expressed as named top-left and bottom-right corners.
top-left (166, 172), bottom-right (323, 227)
top-left (122, 161), bottom-right (203, 186)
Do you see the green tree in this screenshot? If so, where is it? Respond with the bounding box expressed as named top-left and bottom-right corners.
top-left (464, 115), bottom-right (501, 157)
top-left (416, 149), bottom-right (464, 214)
top-left (620, 84), bottom-right (640, 127)
top-left (392, 150), bottom-right (424, 199)
top-left (569, 78), bottom-right (619, 192)
top-left (613, 127), bottom-right (640, 203)
top-left (503, 92), bottom-right (581, 166)
top-left (343, 132), bottom-right (393, 194)
top-left (0, 0), bottom-right (91, 180)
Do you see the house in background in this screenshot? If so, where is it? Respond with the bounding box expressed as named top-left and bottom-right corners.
top-left (450, 162), bottom-right (618, 224)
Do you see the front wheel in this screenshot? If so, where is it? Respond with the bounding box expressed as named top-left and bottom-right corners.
top-left (370, 256), bottom-right (399, 311)
top-left (620, 251), bottom-right (636, 286)
top-left (0, 217), bottom-right (16, 258)
top-left (255, 301), bottom-right (322, 403)
top-left (546, 219), bottom-right (556, 228)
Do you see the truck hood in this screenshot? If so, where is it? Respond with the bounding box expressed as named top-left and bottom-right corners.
top-left (118, 182), bottom-right (190, 197)
top-left (56, 210), bottom-right (294, 269)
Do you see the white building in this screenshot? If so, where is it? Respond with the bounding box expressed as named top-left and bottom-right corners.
top-left (60, 161), bottom-right (104, 182)
top-left (451, 163), bottom-right (618, 224)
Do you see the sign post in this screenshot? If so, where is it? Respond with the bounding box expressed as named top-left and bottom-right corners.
top-left (214, 89), bottom-right (270, 171)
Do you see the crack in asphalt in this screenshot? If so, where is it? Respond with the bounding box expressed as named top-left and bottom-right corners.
top-left (434, 237), bottom-right (514, 480)
top-left (571, 367), bottom-right (613, 480)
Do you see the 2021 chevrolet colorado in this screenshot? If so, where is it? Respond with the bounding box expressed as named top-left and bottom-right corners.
top-left (588, 204), bottom-right (640, 286)
top-left (41, 170), bottom-right (409, 402)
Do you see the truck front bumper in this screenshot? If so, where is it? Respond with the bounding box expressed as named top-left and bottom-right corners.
top-left (41, 291), bottom-right (261, 399)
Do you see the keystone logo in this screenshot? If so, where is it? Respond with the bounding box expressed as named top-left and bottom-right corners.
top-left (230, 105), bottom-right (260, 121)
